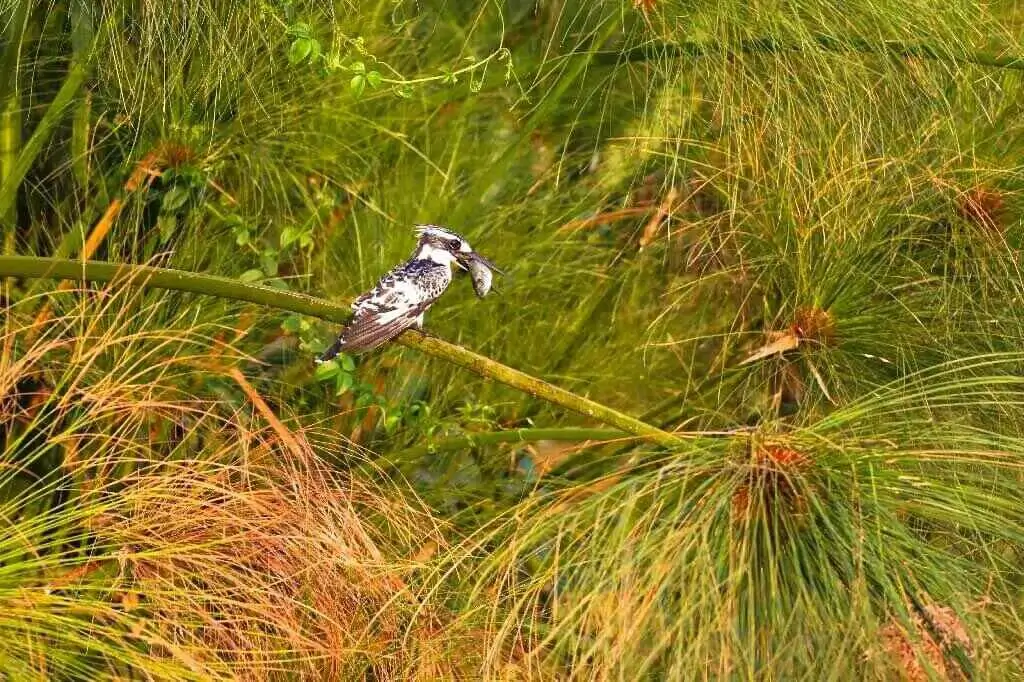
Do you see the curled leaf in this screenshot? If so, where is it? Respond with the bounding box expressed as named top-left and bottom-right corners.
top-left (739, 330), bottom-right (800, 366)
top-left (286, 22), bottom-right (312, 39)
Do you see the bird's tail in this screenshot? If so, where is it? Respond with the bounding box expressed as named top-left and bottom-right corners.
top-left (315, 335), bottom-right (345, 364)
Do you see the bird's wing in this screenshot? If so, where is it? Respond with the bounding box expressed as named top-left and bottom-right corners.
top-left (333, 267), bottom-right (439, 354)
top-left (334, 302), bottom-right (429, 353)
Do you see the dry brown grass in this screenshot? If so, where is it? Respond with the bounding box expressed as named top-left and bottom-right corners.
top-left (95, 441), bottom-right (460, 679)
top-left (0, 287), bottom-right (487, 679)
top-left (878, 602), bottom-right (974, 681)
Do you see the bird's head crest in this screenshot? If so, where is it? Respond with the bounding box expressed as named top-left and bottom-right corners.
top-left (412, 224), bottom-right (504, 279)
top-left (414, 225), bottom-right (472, 253)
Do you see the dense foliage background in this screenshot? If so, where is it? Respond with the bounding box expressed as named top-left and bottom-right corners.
top-left (2, 0), bottom-right (1024, 678)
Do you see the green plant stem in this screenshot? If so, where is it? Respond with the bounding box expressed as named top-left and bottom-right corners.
top-left (0, 91), bottom-right (20, 253)
top-left (395, 427), bottom-right (631, 460)
top-left (0, 61), bottom-right (89, 224)
top-left (0, 256), bottom-right (683, 447)
top-left (0, 0), bottom-right (31, 252)
top-left (69, 0), bottom-right (94, 193)
top-left (600, 35), bottom-right (1024, 71)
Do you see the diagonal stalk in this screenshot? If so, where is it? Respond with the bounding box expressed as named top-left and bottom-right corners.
top-left (601, 35), bottom-right (1024, 71)
top-left (69, 0), bottom-right (94, 193)
top-left (393, 427), bottom-right (631, 460)
top-left (0, 256), bottom-right (683, 447)
top-left (0, 60), bottom-right (89, 225)
top-left (0, 0), bottom-right (31, 251)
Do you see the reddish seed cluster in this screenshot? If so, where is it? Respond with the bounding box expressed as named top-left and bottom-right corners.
top-left (957, 186), bottom-right (1005, 233)
top-left (156, 141), bottom-right (197, 170)
top-left (731, 444), bottom-right (810, 520)
top-left (762, 445), bottom-right (807, 468)
top-left (791, 306), bottom-right (836, 346)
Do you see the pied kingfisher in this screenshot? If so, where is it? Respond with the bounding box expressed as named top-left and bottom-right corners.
top-left (316, 225), bottom-right (503, 363)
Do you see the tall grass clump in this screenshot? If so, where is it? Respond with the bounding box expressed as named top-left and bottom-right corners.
top-left (0, 286), bottom-right (484, 679)
top-left (439, 357), bottom-right (1024, 679)
top-left (3, 0), bottom-right (1024, 679)
top-left (400, 0), bottom-right (1024, 679)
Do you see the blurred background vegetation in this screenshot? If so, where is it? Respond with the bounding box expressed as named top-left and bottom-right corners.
top-left (2, 0), bottom-right (1024, 678)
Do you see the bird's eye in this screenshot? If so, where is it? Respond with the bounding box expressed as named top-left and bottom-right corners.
top-left (447, 239), bottom-right (461, 249)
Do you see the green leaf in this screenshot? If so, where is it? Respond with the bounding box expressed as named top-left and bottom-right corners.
top-left (288, 37), bottom-right (312, 64)
top-left (265, 277), bottom-right (290, 291)
top-left (281, 315), bottom-right (302, 333)
top-left (394, 83), bottom-right (413, 99)
top-left (260, 250), bottom-right (279, 276)
top-left (286, 22), bottom-right (311, 39)
top-left (0, 61), bottom-right (89, 221)
top-left (339, 354), bottom-right (355, 372)
top-left (280, 226), bottom-right (299, 248)
top-left (161, 185), bottom-right (190, 213)
top-left (239, 269), bottom-right (263, 283)
top-left (440, 67), bottom-right (458, 84)
top-left (366, 71), bottom-right (382, 88)
top-left (157, 215), bottom-right (177, 242)
top-left (335, 371), bottom-right (354, 395)
top-left (233, 225), bottom-right (251, 246)
top-left (349, 60), bottom-right (365, 74)
top-left (314, 360), bottom-right (340, 381)
top-left (308, 38), bottom-right (322, 62)
top-left (350, 74), bottom-right (366, 98)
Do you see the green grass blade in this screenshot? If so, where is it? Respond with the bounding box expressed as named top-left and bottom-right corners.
top-left (0, 61), bottom-right (89, 224)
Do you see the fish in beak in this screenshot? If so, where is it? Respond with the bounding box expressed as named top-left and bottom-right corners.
top-left (456, 251), bottom-right (504, 298)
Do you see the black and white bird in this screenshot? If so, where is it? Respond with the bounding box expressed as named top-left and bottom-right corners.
top-left (316, 225), bottom-right (503, 363)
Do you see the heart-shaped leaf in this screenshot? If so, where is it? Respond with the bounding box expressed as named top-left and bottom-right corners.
top-left (314, 360), bottom-right (340, 381)
top-left (350, 74), bottom-right (366, 98)
top-left (288, 37), bottom-right (312, 64)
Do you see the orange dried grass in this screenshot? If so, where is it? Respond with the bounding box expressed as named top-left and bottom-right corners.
top-left (878, 603), bottom-right (973, 681)
top-left (792, 306), bottom-right (837, 347)
top-left (0, 292), bottom-right (484, 680)
top-left (99, 451), bottom-right (440, 678)
top-left (71, 376), bottom-right (471, 679)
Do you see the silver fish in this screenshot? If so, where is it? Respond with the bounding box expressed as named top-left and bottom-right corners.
top-left (468, 257), bottom-right (494, 298)
top-left (455, 250), bottom-right (503, 298)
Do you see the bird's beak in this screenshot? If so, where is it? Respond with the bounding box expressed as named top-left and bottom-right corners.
top-left (457, 251), bottom-right (505, 275)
